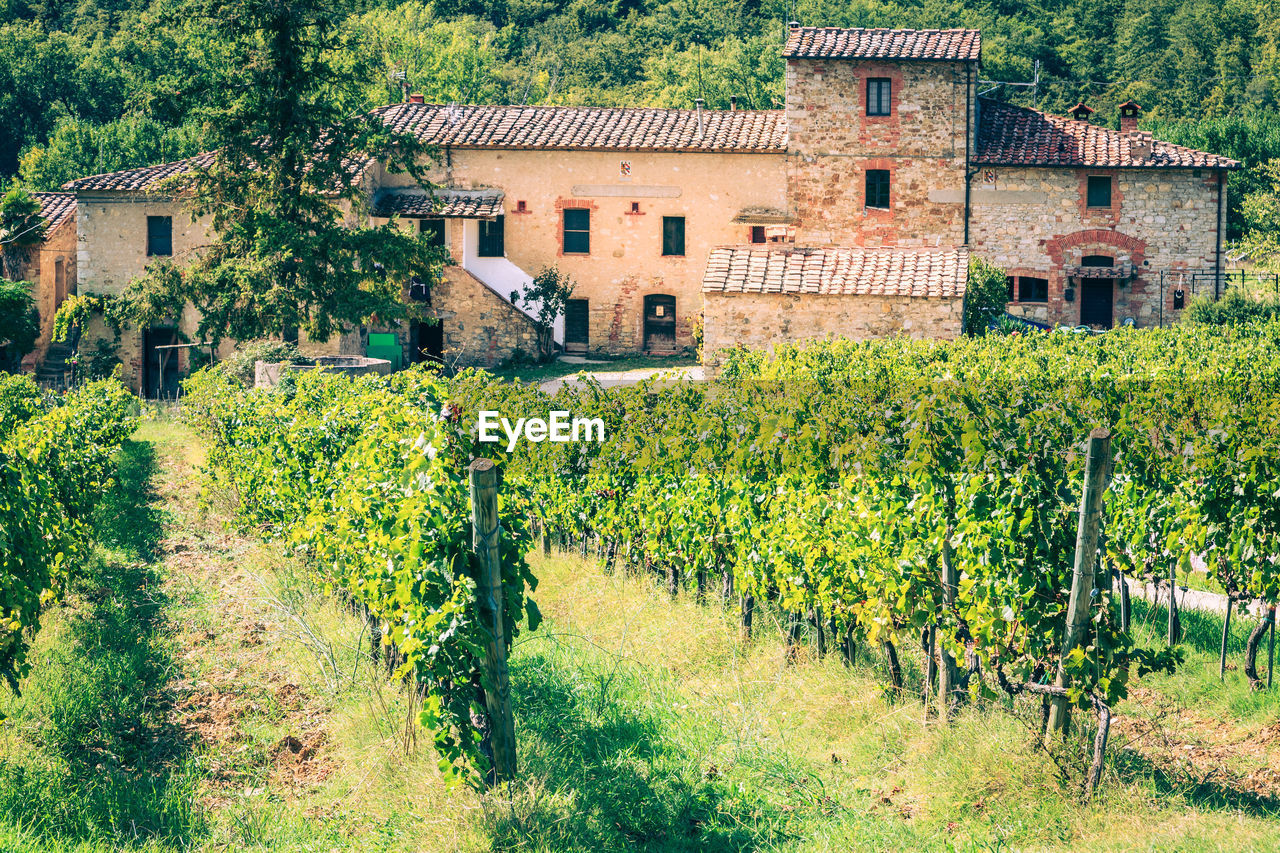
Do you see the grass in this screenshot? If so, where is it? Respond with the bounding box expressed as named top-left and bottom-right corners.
top-left (488, 353), bottom-right (699, 384)
top-left (1, 418), bottom-right (1279, 851)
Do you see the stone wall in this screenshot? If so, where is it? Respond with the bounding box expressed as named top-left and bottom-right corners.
top-left (969, 166), bottom-right (1225, 327)
top-left (785, 58), bottom-right (974, 247)
top-left (376, 147), bottom-right (787, 354)
top-left (702, 291), bottom-right (962, 358)
top-left (427, 265), bottom-right (540, 367)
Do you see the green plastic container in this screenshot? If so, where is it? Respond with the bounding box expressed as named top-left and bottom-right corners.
top-left (366, 332), bottom-right (402, 371)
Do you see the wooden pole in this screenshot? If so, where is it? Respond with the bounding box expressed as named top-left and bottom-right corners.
top-left (468, 458), bottom-right (517, 784)
top-left (938, 533), bottom-right (960, 720)
top-left (1269, 613), bottom-right (1276, 690)
top-left (1047, 428), bottom-right (1111, 742)
top-left (1220, 596), bottom-right (1233, 680)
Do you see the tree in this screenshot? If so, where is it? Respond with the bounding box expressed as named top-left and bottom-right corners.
top-left (0, 185), bottom-right (44, 282)
top-left (0, 278), bottom-right (38, 372)
top-left (511, 265), bottom-right (575, 361)
top-left (124, 0), bottom-right (446, 347)
top-left (1240, 158), bottom-right (1280, 270)
top-left (963, 256), bottom-right (1009, 336)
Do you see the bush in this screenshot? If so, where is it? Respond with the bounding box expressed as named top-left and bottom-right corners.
top-left (215, 338), bottom-right (304, 387)
top-left (963, 257), bottom-right (1008, 336)
top-left (0, 278), bottom-right (39, 372)
top-left (1185, 288), bottom-right (1280, 326)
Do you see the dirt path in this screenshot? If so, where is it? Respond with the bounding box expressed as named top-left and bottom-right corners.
top-left (146, 422), bottom-right (338, 810)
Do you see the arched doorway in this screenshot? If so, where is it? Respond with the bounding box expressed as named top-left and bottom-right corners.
top-left (643, 295), bottom-right (676, 353)
top-left (1079, 255), bottom-right (1115, 329)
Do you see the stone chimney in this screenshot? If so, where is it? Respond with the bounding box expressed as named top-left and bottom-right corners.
top-left (1128, 130), bottom-right (1153, 162)
top-left (1118, 99), bottom-right (1142, 133)
top-left (1069, 101), bottom-right (1094, 122)
top-left (409, 93), bottom-right (424, 105)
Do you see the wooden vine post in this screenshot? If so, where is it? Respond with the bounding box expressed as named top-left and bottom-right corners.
top-left (938, 531), bottom-right (961, 719)
top-left (468, 458), bottom-right (517, 785)
top-left (1220, 596), bottom-right (1234, 680)
top-left (1047, 428), bottom-right (1111, 742)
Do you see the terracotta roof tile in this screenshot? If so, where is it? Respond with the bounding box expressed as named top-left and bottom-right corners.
top-left (63, 105), bottom-right (784, 193)
top-left (782, 27), bottom-right (981, 61)
top-left (703, 245), bottom-right (967, 298)
top-left (371, 103), bottom-right (786, 153)
top-left (974, 98), bottom-right (1239, 169)
top-left (63, 152), bottom-right (216, 192)
top-left (372, 188), bottom-right (504, 218)
top-left (31, 191), bottom-right (76, 229)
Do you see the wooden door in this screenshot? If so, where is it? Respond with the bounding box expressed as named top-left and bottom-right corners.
top-left (564, 299), bottom-right (589, 354)
top-left (1079, 279), bottom-right (1113, 329)
top-left (643, 295), bottom-right (677, 352)
top-left (142, 327), bottom-right (180, 399)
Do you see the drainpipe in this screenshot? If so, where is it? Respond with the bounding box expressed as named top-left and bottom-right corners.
top-left (963, 63), bottom-right (973, 246)
top-left (1215, 169), bottom-right (1225, 298)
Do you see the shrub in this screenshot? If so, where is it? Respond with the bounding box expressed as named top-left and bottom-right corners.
top-left (1186, 288), bottom-right (1280, 326)
top-left (215, 338), bottom-right (305, 387)
top-left (963, 257), bottom-right (1008, 336)
top-left (0, 278), bottom-right (39, 371)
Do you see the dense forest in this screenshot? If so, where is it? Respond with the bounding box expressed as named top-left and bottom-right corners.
top-left (2, 0), bottom-right (1279, 247)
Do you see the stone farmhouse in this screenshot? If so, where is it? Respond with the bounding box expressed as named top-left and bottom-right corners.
top-left (26, 24), bottom-right (1236, 393)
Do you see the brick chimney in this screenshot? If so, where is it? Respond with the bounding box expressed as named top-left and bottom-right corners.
top-left (1118, 100), bottom-right (1142, 133)
top-left (1069, 101), bottom-right (1094, 122)
top-left (409, 93), bottom-right (425, 105)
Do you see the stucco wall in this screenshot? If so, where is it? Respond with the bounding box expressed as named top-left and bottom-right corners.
top-left (377, 146), bottom-right (788, 354)
top-left (75, 194), bottom-right (355, 392)
top-left (785, 58), bottom-right (973, 247)
top-left (18, 216), bottom-right (77, 368)
top-left (969, 166), bottom-right (1224, 327)
top-left (702, 291), bottom-right (962, 359)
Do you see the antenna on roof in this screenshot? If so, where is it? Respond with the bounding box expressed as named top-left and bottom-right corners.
top-left (697, 45), bottom-right (706, 107)
top-left (695, 98), bottom-right (705, 139)
top-left (447, 102), bottom-right (461, 124)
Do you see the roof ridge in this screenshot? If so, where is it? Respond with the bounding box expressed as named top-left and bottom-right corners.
top-left (377, 102), bottom-right (783, 115)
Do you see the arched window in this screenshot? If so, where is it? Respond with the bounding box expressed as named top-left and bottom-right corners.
top-left (1081, 254), bottom-right (1114, 268)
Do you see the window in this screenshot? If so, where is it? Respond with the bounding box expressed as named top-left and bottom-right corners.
top-left (1017, 276), bottom-right (1049, 303)
top-left (662, 216), bottom-right (685, 256)
top-left (1081, 255), bottom-right (1114, 268)
top-left (866, 78), bottom-right (892, 116)
top-left (563, 208), bottom-right (590, 254)
top-left (419, 217), bottom-right (445, 248)
top-left (146, 216), bottom-right (172, 257)
top-left (515, 200), bottom-right (527, 213)
top-left (478, 215), bottom-right (504, 257)
top-left (1006, 276), bottom-right (1016, 302)
top-left (865, 169), bottom-right (890, 209)
top-left (1086, 175), bottom-right (1112, 208)
top-left (750, 225), bottom-right (766, 244)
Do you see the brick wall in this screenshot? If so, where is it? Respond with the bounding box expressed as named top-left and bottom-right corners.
top-left (969, 166), bottom-right (1224, 327)
top-left (702, 291), bottom-right (962, 359)
top-left (785, 58), bottom-right (973, 246)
